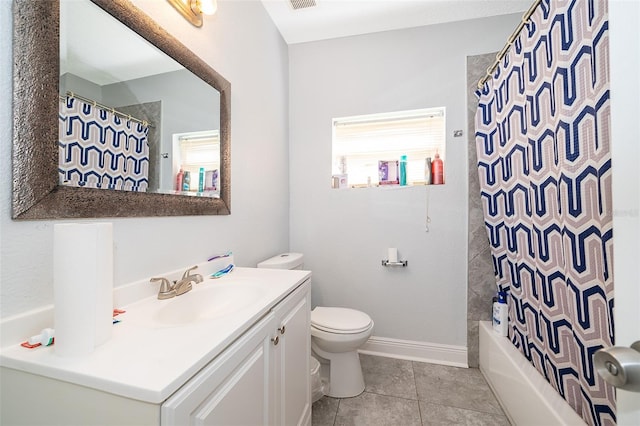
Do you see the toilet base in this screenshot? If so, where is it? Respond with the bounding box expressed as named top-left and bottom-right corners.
top-left (312, 345), bottom-right (365, 398)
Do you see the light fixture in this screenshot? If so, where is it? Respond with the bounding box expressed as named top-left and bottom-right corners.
top-left (167, 0), bottom-right (217, 28)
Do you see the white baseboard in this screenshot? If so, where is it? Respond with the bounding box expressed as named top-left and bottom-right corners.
top-left (359, 335), bottom-right (468, 367)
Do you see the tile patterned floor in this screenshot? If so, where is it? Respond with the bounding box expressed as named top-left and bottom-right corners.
top-left (312, 354), bottom-right (511, 426)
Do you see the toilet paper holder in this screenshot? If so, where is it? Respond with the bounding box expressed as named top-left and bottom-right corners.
top-left (383, 248), bottom-right (406, 266)
top-left (381, 260), bottom-right (408, 267)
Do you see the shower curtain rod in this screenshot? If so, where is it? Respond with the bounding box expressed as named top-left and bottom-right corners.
top-left (477, 0), bottom-right (542, 89)
top-left (59, 91), bottom-right (154, 128)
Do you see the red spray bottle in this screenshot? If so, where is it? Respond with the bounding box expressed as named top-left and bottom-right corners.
top-left (176, 168), bottom-right (184, 191)
top-left (431, 152), bottom-right (444, 185)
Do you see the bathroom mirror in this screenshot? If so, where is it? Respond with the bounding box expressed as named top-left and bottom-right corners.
top-left (12, 0), bottom-right (231, 219)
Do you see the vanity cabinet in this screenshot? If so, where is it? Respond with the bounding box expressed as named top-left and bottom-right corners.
top-left (271, 279), bottom-right (312, 426)
top-left (0, 277), bottom-right (311, 426)
top-left (161, 279), bottom-right (311, 426)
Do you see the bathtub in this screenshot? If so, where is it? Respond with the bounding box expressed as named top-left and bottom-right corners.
top-left (479, 321), bottom-right (585, 425)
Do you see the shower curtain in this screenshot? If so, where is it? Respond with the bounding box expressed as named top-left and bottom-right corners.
top-left (474, 0), bottom-right (614, 424)
top-left (59, 96), bottom-right (149, 192)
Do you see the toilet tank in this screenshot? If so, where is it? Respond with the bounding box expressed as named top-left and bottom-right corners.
top-left (257, 253), bottom-right (304, 270)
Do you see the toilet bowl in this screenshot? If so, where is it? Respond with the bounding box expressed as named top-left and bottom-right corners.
top-left (257, 253), bottom-right (374, 398)
top-left (311, 306), bottom-right (374, 398)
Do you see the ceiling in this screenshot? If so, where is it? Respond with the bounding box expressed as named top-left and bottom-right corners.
top-left (61, 0), bottom-right (183, 86)
top-left (260, 0), bottom-right (533, 44)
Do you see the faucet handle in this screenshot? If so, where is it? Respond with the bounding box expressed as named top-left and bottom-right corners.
top-left (150, 277), bottom-right (176, 300)
top-left (182, 265), bottom-right (203, 283)
top-left (182, 265), bottom-right (198, 278)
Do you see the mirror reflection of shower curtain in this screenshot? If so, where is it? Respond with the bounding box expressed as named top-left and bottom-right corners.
top-left (58, 96), bottom-right (149, 192)
top-left (474, 1), bottom-right (613, 425)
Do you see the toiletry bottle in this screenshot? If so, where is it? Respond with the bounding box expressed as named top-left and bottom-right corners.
top-left (176, 168), bottom-right (184, 192)
top-left (27, 328), bottom-right (55, 346)
top-left (425, 157), bottom-right (432, 184)
top-left (205, 170), bottom-right (213, 191)
top-left (211, 169), bottom-right (219, 191)
top-left (399, 155), bottom-right (407, 186)
top-left (431, 152), bottom-right (444, 185)
top-left (492, 291), bottom-right (508, 336)
top-left (339, 156), bottom-right (347, 174)
top-left (183, 170), bottom-right (191, 191)
top-left (198, 167), bottom-right (205, 192)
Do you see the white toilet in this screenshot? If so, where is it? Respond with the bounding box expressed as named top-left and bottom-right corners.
top-left (257, 253), bottom-right (374, 398)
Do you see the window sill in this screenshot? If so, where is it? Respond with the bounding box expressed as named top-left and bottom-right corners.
top-left (332, 182), bottom-right (445, 189)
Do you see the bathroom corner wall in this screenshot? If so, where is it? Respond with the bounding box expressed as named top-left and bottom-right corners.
top-left (466, 53), bottom-right (497, 367)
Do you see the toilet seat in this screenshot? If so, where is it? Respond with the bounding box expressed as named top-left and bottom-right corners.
top-left (311, 307), bottom-right (372, 334)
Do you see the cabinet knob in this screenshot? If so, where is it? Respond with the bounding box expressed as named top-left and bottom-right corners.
top-left (271, 335), bottom-right (279, 346)
top-left (278, 325), bottom-right (286, 335)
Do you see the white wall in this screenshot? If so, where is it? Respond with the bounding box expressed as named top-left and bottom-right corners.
top-left (289, 15), bottom-right (520, 347)
top-left (0, 0), bottom-right (290, 318)
top-left (609, 0), bottom-right (640, 422)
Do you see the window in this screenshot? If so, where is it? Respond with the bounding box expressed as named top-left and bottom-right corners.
top-left (332, 108), bottom-right (445, 188)
top-left (173, 130), bottom-right (220, 194)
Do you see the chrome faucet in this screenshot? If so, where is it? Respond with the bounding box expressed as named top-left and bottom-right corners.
top-left (150, 266), bottom-right (203, 300)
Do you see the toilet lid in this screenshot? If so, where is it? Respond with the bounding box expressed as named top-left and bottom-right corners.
top-left (311, 307), bottom-right (372, 334)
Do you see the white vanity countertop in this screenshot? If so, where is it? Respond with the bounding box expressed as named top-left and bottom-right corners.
top-left (0, 267), bottom-right (311, 404)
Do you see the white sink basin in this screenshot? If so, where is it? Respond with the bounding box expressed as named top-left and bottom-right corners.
top-left (125, 279), bottom-right (268, 328)
top-left (154, 282), bottom-right (266, 326)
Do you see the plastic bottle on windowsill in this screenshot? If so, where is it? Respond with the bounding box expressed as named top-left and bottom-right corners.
top-left (399, 155), bottom-right (407, 186)
top-left (431, 152), bottom-right (444, 185)
top-left (198, 167), bottom-right (205, 192)
top-left (183, 170), bottom-right (191, 191)
top-left (176, 168), bottom-right (184, 192)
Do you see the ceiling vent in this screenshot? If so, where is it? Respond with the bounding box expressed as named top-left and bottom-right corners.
top-left (289, 0), bottom-right (316, 10)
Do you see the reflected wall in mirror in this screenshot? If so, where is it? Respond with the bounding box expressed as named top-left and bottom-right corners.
top-left (12, 0), bottom-right (230, 219)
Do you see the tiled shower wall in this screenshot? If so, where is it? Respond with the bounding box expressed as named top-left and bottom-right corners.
top-left (466, 53), bottom-right (498, 367)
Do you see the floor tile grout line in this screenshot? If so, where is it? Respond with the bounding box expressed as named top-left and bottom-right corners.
top-left (412, 361), bottom-right (424, 426)
top-left (360, 390), bottom-right (419, 402)
top-left (332, 397), bottom-right (340, 426)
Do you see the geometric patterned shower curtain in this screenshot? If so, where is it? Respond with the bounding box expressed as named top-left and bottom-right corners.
top-left (474, 1), bottom-right (614, 424)
top-left (58, 96), bottom-right (149, 192)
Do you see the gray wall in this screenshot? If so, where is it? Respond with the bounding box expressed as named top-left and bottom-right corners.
top-left (289, 15), bottom-right (520, 347)
top-left (466, 53), bottom-right (499, 367)
top-left (60, 73), bottom-right (103, 100)
top-left (0, 0), bottom-right (290, 317)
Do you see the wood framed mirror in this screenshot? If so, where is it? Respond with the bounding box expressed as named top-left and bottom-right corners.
top-left (12, 0), bottom-right (230, 219)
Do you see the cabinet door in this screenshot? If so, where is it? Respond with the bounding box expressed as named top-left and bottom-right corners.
top-left (162, 313), bottom-right (277, 426)
top-left (272, 280), bottom-right (311, 426)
